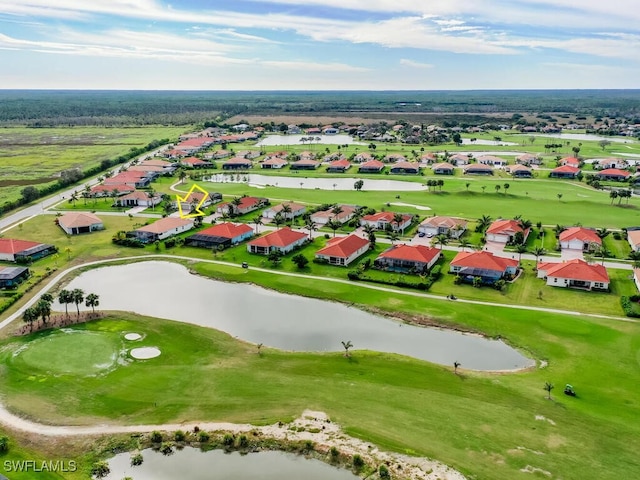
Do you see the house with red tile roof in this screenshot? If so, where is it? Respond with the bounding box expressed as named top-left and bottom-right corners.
top-left (627, 229), bottom-right (640, 252)
top-left (596, 168), bottom-right (630, 181)
top-left (360, 212), bottom-right (413, 232)
top-left (327, 159), bottom-right (351, 173)
top-left (57, 212), bottom-right (104, 235)
top-left (185, 222), bottom-right (253, 249)
top-left (634, 268), bottom-right (640, 291)
top-left (173, 191), bottom-right (215, 213)
top-left (354, 152), bottom-right (374, 163)
top-left (559, 227), bottom-right (601, 252)
top-left (550, 165), bottom-right (580, 179)
top-left (115, 190), bottom-right (162, 208)
top-left (432, 162), bottom-right (454, 175)
top-left (560, 156), bottom-right (581, 167)
top-left (310, 205), bottom-right (357, 225)
top-left (420, 152), bottom-right (438, 164)
top-left (90, 184), bottom-right (134, 197)
top-left (506, 164), bottom-right (533, 178)
top-left (315, 234), bottom-right (370, 266)
top-left (486, 219), bottom-right (530, 244)
top-left (358, 159), bottom-right (385, 173)
top-left (290, 159), bottom-right (320, 170)
top-left (129, 217), bottom-right (195, 243)
top-left (216, 196), bottom-right (268, 215)
top-left (222, 157), bottom-right (253, 170)
top-left (536, 259), bottom-right (609, 290)
top-left (0, 238), bottom-right (56, 263)
top-left (450, 154), bottom-right (470, 166)
top-left (516, 153), bottom-right (542, 166)
top-left (463, 163), bottom-right (493, 175)
top-left (449, 251), bottom-right (518, 284)
top-left (180, 156), bottom-right (213, 169)
top-left (418, 216), bottom-right (467, 238)
top-left (104, 171), bottom-right (152, 188)
top-left (261, 157), bottom-right (288, 169)
top-left (262, 202), bottom-right (306, 220)
top-left (390, 161), bottom-right (419, 175)
top-left (247, 227), bottom-right (308, 255)
top-left (478, 155), bottom-right (508, 167)
top-left (595, 158), bottom-right (628, 170)
top-left (374, 244), bottom-right (441, 273)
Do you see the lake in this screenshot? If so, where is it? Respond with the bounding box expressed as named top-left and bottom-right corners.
top-left (102, 448), bottom-right (358, 480)
top-left (256, 134), bottom-right (365, 146)
top-left (59, 261), bottom-right (533, 371)
top-left (529, 133), bottom-right (634, 143)
top-left (204, 173), bottom-right (428, 191)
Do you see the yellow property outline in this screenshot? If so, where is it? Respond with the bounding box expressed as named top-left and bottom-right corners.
top-left (175, 183), bottom-right (209, 219)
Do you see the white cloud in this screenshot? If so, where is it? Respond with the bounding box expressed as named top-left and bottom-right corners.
top-left (399, 59), bottom-right (433, 68)
top-left (260, 60), bottom-right (369, 72)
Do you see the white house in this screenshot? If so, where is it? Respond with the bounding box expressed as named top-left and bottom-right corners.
top-left (130, 217), bottom-right (195, 243)
top-left (57, 212), bottom-right (104, 235)
top-left (537, 259), bottom-right (609, 291)
top-left (262, 202), bottom-right (307, 220)
top-left (315, 234), bottom-right (370, 266)
top-left (418, 216), bottom-right (467, 238)
top-left (559, 227), bottom-right (601, 252)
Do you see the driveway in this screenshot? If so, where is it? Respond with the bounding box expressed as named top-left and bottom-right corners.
top-left (561, 248), bottom-right (584, 261)
top-left (483, 240), bottom-right (506, 253)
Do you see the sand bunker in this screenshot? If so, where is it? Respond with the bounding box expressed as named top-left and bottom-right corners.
top-left (124, 333), bottom-right (142, 341)
top-left (130, 347), bottom-right (161, 359)
top-left (390, 202), bottom-right (432, 211)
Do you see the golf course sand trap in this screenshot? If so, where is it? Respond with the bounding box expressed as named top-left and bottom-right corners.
top-left (130, 347), bottom-right (161, 359)
top-left (124, 333), bottom-right (142, 341)
top-left (390, 202), bottom-right (431, 211)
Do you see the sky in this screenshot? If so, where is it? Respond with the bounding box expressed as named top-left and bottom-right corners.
top-left (0, 0), bottom-right (639, 90)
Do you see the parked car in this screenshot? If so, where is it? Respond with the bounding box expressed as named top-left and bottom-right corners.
top-left (418, 232), bottom-right (426, 238)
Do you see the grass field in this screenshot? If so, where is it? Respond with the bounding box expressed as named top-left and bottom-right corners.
top-left (0, 126), bottom-right (185, 206)
top-left (0, 302), bottom-right (638, 480)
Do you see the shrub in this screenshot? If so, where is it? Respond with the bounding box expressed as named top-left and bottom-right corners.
top-left (238, 434), bottom-right (249, 448)
top-left (160, 441), bottom-right (175, 456)
top-left (304, 440), bottom-right (314, 451)
top-left (150, 431), bottom-right (163, 443)
top-left (620, 296), bottom-right (640, 317)
top-left (353, 454), bottom-right (365, 469)
top-left (429, 264), bottom-right (442, 279)
top-left (347, 270), bottom-right (361, 280)
top-left (91, 461), bottom-right (110, 478)
top-left (222, 433), bottom-right (235, 446)
top-left (197, 431), bottom-right (210, 442)
top-left (379, 464), bottom-right (391, 479)
top-left (174, 430), bottom-right (186, 442)
top-left (0, 435), bottom-right (8, 453)
top-left (330, 446), bottom-right (339, 459)
top-left (130, 452), bottom-right (143, 466)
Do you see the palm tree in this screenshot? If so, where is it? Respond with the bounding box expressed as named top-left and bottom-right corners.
top-left (281, 204), bottom-right (292, 224)
top-left (532, 246), bottom-right (546, 263)
top-left (459, 239), bottom-right (471, 252)
top-left (23, 307), bottom-right (38, 332)
top-left (327, 219), bottom-right (341, 237)
top-left (503, 183), bottom-right (510, 195)
top-left (331, 205), bottom-right (343, 218)
top-left (363, 224), bottom-right (376, 246)
top-left (515, 244), bottom-right (528, 262)
top-left (41, 293), bottom-right (54, 304)
top-left (544, 382), bottom-right (554, 400)
top-left (230, 197), bottom-right (243, 216)
top-left (273, 212), bottom-right (285, 230)
top-left (70, 191), bottom-right (78, 207)
top-left (392, 213), bottom-right (406, 234)
top-left (58, 289), bottom-right (73, 318)
top-left (610, 190), bottom-right (618, 205)
top-left (557, 193), bottom-right (563, 202)
top-left (494, 184), bottom-right (501, 194)
top-left (388, 232), bottom-right (400, 244)
top-left (518, 218), bottom-right (533, 231)
top-left (481, 185), bottom-right (486, 194)
top-left (147, 188), bottom-right (157, 211)
top-left (85, 293), bottom-right (100, 315)
top-left (434, 233), bottom-right (448, 250)
top-left (304, 218), bottom-right (317, 239)
top-left (35, 298), bottom-right (51, 325)
top-left (71, 288), bottom-right (85, 318)
top-left (465, 182), bottom-right (470, 191)
top-left (596, 228), bottom-right (610, 239)
top-left (453, 361), bottom-right (461, 374)
top-left (477, 214), bottom-right (492, 232)
top-left (252, 216), bottom-right (263, 234)
top-left (341, 340), bottom-right (353, 357)
top-left (178, 168), bottom-right (187, 184)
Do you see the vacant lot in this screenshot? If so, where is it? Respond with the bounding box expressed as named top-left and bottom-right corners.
top-left (0, 126), bottom-right (185, 206)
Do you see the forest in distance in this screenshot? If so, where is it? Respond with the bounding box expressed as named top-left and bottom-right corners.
top-left (1, 89), bottom-right (640, 126)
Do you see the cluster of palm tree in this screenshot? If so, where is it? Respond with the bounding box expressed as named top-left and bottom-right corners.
top-left (609, 189), bottom-right (633, 205)
top-left (22, 290), bottom-right (101, 332)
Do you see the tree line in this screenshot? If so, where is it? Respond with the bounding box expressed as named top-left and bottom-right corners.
top-left (22, 290), bottom-right (100, 332)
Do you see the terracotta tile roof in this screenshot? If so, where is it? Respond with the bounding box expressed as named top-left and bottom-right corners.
top-left (0, 238), bottom-right (45, 255)
top-left (559, 227), bottom-right (601, 245)
top-left (451, 251), bottom-right (518, 271)
top-left (597, 168), bottom-right (630, 177)
top-left (552, 165), bottom-right (580, 174)
top-left (181, 156), bottom-right (209, 165)
top-left (311, 205), bottom-right (356, 222)
top-left (197, 222), bottom-right (253, 239)
top-left (248, 227), bottom-right (307, 248)
top-left (378, 244), bottom-right (440, 263)
top-left (561, 156), bottom-right (580, 166)
top-left (135, 217), bottom-right (194, 234)
top-left (90, 184), bottom-right (133, 194)
top-left (128, 165), bottom-right (165, 173)
top-left (292, 159), bottom-right (320, 167)
top-left (628, 230), bottom-right (640, 247)
top-left (140, 159), bottom-right (173, 167)
top-left (359, 160), bottom-right (385, 169)
top-left (432, 162), bottom-right (454, 170)
top-left (316, 234), bottom-right (369, 258)
top-left (362, 212), bottom-right (412, 224)
top-left (267, 202), bottom-right (306, 213)
top-left (420, 216), bottom-right (467, 229)
top-left (110, 171), bottom-right (147, 180)
top-left (486, 219), bottom-right (527, 236)
top-left (537, 259), bottom-right (609, 283)
top-left (120, 191), bottom-right (159, 201)
top-left (261, 157), bottom-right (288, 166)
top-left (509, 164), bottom-right (532, 172)
top-left (477, 155), bottom-right (505, 163)
top-left (392, 161), bottom-right (419, 169)
top-left (224, 157), bottom-right (253, 165)
top-left (58, 212), bottom-right (102, 229)
top-left (328, 159), bottom-right (351, 168)
top-left (464, 163), bottom-right (493, 172)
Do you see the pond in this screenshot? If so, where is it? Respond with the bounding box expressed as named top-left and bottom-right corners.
top-left (256, 134), bottom-right (365, 146)
top-left (102, 448), bottom-right (359, 480)
top-left (59, 262), bottom-right (533, 371)
top-left (204, 173), bottom-right (428, 191)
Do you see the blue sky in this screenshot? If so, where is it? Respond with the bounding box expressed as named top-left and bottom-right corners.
top-left (0, 0), bottom-right (638, 90)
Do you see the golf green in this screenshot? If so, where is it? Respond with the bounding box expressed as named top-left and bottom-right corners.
top-left (15, 331), bottom-right (119, 376)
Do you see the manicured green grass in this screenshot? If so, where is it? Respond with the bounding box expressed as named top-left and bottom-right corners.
top-left (0, 125), bottom-right (185, 205)
top-left (1, 305), bottom-right (638, 480)
top-left (16, 330), bottom-right (119, 376)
